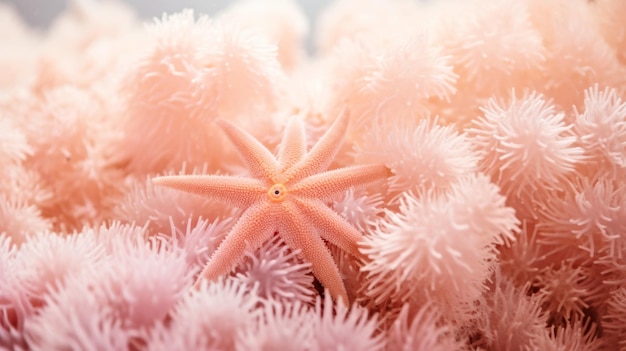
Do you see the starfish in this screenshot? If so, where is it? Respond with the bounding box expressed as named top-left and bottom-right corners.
top-left (152, 111), bottom-right (388, 302)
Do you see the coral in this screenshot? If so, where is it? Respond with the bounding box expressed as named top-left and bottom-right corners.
top-left (603, 287), bottom-right (626, 349)
top-left (591, 0), bottom-right (626, 65)
top-left (2, 0), bottom-right (626, 349)
top-left (437, 0), bottom-right (545, 96)
top-left (533, 317), bottom-right (604, 351)
top-left (386, 303), bottom-right (461, 351)
top-left (312, 293), bottom-right (383, 351)
top-left (233, 235), bottom-right (315, 303)
top-left (468, 91), bottom-right (586, 222)
top-left (119, 9), bottom-right (284, 174)
top-left (361, 174), bottom-right (519, 304)
top-left (19, 86), bottom-right (124, 231)
top-left (525, 0), bottom-right (626, 109)
top-left (574, 85), bottom-right (626, 178)
top-left (316, 0), bottom-right (420, 53)
top-left (166, 216), bottom-right (233, 271)
top-left (0, 195), bottom-right (51, 245)
top-left (331, 188), bottom-right (383, 233)
top-left (238, 299), bottom-right (312, 351)
top-left (532, 261), bottom-right (596, 324)
top-left (477, 275), bottom-right (548, 350)
top-left (356, 118), bottom-right (478, 200)
top-left (115, 172), bottom-right (234, 236)
top-left (468, 92), bottom-right (584, 200)
top-left (146, 279), bottom-right (259, 351)
top-left (218, 0), bottom-right (308, 70)
top-left (538, 175), bottom-right (626, 259)
top-left (326, 35), bottom-right (457, 137)
top-left (24, 273), bottom-right (131, 351)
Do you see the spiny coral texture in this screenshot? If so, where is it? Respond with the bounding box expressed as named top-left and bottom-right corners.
top-left (0, 0), bottom-right (625, 349)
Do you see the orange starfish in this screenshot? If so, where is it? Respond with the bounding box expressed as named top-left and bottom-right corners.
top-left (152, 111), bottom-right (388, 302)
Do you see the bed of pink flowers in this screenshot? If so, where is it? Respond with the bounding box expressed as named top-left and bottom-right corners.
top-left (1, 0), bottom-right (625, 349)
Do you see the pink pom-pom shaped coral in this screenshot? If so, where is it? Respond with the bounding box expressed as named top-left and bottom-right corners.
top-left (361, 174), bottom-right (519, 305)
top-left (1, 0), bottom-right (626, 348)
top-left (119, 9), bottom-right (285, 175)
top-left (468, 91), bottom-right (584, 220)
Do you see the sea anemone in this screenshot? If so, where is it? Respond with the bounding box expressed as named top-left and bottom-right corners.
top-left (146, 279), bottom-right (260, 350)
top-left (468, 91), bottom-right (584, 219)
top-left (326, 35), bottom-right (457, 137)
top-left (386, 303), bottom-right (461, 351)
top-left (361, 174), bottom-right (518, 304)
top-left (233, 235), bottom-right (315, 303)
top-left (574, 85), bottom-right (626, 178)
top-left (356, 118), bottom-right (478, 200)
top-left (119, 9), bottom-right (284, 174)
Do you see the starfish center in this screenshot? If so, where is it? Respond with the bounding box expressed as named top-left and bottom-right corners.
top-left (267, 183), bottom-right (288, 202)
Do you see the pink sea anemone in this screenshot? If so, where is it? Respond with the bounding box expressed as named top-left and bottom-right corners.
top-left (361, 174), bottom-right (519, 305)
top-left (574, 85), bottom-right (626, 178)
top-left (146, 279), bottom-right (260, 351)
top-left (468, 91), bottom-right (585, 222)
top-left (120, 9), bottom-right (284, 175)
top-left (238, 299), bottom-right (312, 351)
top-left (218, 0), bottom-right (308, 70)
top-left (233, 235), bottom-right (315, 303)
top-left (326, 35), bottom-right (457, 137)
top-left (24, 274), bottom-right (131, 351)
top-left (312, 292), bottom-right (383, 351)
top-left (356, 118), bottom-right (478, 200)
top-left (477, 274), bottom-right (549, 350)
top-left (386, 303), bottom-right (461, 351)
top-left (2, 0), bottom-right (626, 349)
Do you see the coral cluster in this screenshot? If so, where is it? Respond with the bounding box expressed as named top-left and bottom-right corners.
top-left (1, 0), bottom-right (625, 349)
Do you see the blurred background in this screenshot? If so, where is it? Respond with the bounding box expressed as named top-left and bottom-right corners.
top-left (0, 0), bottom-right (332, 28)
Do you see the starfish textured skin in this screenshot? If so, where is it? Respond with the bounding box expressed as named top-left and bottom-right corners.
top-left (152, 111), bottom-right (389, 302)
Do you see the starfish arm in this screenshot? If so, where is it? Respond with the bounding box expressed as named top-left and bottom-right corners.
top-left (152, 175), bottom-right (266, 207)
top-left (280, 201), bottom-right (349, 303)
top-left (215, 119), bottom-right (279, 180)
top-left (193, 202), bottom-right (276, 289)
top-left (293, 197), bottom-right (367, 262)
top-left (277, 117), bottom-right (307, 172)
top-left (291, 164), bottom-right (389, 200)
top-left (283, 110), bottom-right (349, 182)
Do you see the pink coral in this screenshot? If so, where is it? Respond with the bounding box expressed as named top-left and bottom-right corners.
top-left (2, 0), bottom-right (626, 349)
top-left (115, 172), bottom-right (234, 236)
top-left (20, 86), bottom-right (123, 231)
top-left (574, 85), bottom-right (626, 178)
top-left (331, 188), bottom-right (383, 233)
top-left (219, 0), bottom-right (308, 70)
top-left (386, 303), bottom-right (461, 351)
top-left (361, 174), bottom-right (519, 304)
top-left (468, 91), bottom-right (585, 222)
top-left (356, 118), bottom-right (478, 200)
top-left (539, 176), bottom-right (626, 259)
top-left (591, 0), bottom-right (626, 64)
top-left (120, 9), bottom-right (284, 174)
top-left (24, 274), bottom-right (131, 351)
top-left (234, 235), bottom-right (315, 303)
top-left (326, 36), bottom-right (457, 136)
top-left (478, 275), bottom-right (549, 350)
top-left (437, 0), bottom-right (545, 96)
top-left (316, 0), bottom-right (420, 53)
top-left (147, 279), bottom-right (259, 351)
top-left (239, 299), bottom-right (313, 351)
top-left (312, 293), bottom-right (383, 351)
top-left (603, 287), bottom-right (626, 349)
top-left (469, 92), bottom-right (584, 199)
top-left (526, 0), bottom-right (626, 109)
